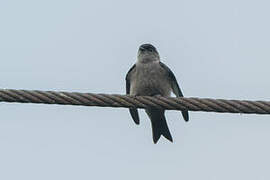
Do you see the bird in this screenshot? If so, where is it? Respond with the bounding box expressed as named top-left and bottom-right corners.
top-left (125, 43), bottom-right (189, 143)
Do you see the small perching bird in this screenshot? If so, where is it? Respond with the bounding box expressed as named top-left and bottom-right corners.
top-left (126, 44), bottom-right (189, 143)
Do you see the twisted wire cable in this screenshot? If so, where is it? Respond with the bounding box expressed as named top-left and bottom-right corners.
top-left (0, 89), bottom-right (270, 114)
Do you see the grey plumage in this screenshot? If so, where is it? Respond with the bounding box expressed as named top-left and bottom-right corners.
top-left (126, 44), bottom-right (189, 143)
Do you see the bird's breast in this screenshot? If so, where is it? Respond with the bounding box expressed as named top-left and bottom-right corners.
top-left (130, 62), bottom-right (171, 96)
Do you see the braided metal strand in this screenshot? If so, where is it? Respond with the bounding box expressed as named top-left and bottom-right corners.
top-left (0, 89), bottom-right (270, 114)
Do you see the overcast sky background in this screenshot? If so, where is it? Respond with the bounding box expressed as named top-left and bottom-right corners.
top-left (1, 0), bottom-right (270, 179)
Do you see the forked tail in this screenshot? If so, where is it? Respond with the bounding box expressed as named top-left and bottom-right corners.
top-left (146, 109), bottom-right (173, 143)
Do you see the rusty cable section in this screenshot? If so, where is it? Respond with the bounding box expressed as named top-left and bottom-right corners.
top-left (0, 89), bottom-right (270, 114)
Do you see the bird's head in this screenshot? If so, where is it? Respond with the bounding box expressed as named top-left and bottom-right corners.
top-left (137, 44), bottom-right (160, 63)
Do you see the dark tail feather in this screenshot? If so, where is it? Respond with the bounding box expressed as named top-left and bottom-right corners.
top-left (146, 109), bottom-right (173, 144)
top-left (181, 110), bottom-right (189, 122)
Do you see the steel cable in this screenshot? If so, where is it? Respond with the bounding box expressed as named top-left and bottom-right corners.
top-left (0, 89), bottom-right (269, 114)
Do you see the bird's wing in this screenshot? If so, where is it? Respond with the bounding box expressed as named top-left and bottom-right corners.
top-left (159, 62), bottom-right (189, 121)
top-left (126, 64), bottom-right (140, 124)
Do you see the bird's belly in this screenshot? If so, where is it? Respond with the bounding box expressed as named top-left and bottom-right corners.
top-left (130, 68), bottom-right (171, 97)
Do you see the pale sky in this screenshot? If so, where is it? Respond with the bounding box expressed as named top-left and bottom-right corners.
top-left (1, 0), bottom-right (270, 179)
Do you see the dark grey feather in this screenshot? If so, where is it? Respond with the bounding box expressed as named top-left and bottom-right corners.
top-left (146, 108), bottom-right (173, 143)
top-left (125, 64), bottom-right (140, 124)
top-left (159, 62), bottom-right (189, 122)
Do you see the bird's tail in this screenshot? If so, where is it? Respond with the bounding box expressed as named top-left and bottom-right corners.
top-left (146, 109), bottom-right (173, 143)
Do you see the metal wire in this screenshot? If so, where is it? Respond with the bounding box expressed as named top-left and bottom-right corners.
top-left (0, 89), bottom-right (270, 114)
